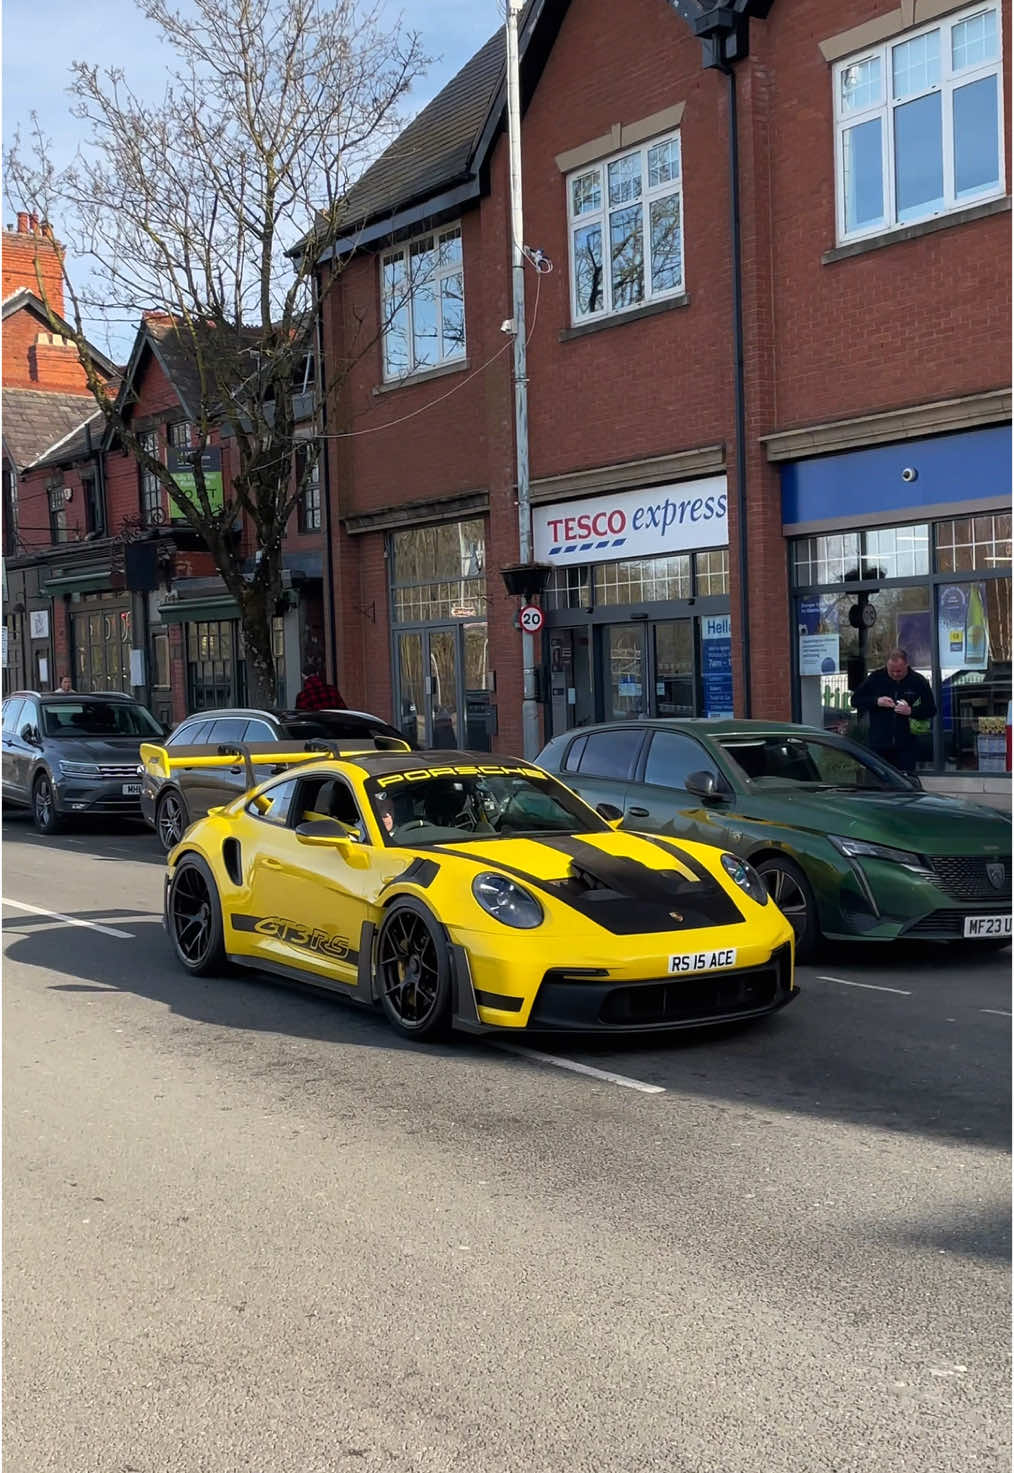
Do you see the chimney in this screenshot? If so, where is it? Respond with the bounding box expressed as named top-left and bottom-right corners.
top-left (2, 214), bottom-right (66, 315)
top-left (17, 211), bottom-right (29, 234)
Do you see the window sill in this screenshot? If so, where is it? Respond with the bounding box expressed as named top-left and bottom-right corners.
top-left (372, 358), bottom-right (470, 396)
top-left (559, 293), bottom-right (690, 342)
top-left (823, 196), bottom-right (1011, 264)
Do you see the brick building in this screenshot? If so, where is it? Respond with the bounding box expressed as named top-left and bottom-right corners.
top-left (312, 0), bottom-right (1010, 798)
top-left (5, 292), bottom-right (327, 723)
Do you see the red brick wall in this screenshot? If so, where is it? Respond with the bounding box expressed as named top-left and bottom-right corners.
top-left (2, 217), bottom-right (65, 313)
top-left (2, 308), bottom-right (93, 393)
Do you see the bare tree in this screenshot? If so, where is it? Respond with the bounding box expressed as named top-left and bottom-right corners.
top-left (5, 0), bottom-right (426, 705)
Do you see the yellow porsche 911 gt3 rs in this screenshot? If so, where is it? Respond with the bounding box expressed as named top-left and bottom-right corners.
top-left (148, 741), bottom-right (797, 1040)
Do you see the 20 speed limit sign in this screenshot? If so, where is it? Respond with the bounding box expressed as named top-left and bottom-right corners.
top-left (519, 604), bottom-right (545, 634)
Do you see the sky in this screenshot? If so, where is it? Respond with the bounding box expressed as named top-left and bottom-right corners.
top-left (1, 0), bottom-right (503, 354)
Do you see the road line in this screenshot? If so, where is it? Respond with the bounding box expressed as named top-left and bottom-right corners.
top-left (816, 974), bottom-right (912, 996)
top-left (493, 1043), bottom-right (665, 1094)
top-left (980, 1008), bottom-right (1012, 1018)
top-left (1, 898), bottom-right (135, 939)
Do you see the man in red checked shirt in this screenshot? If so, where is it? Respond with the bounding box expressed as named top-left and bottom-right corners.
top-left (294, 661), bottom-right (346, 711)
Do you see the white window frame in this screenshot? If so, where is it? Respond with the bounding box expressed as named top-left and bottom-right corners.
top-left (833, 3), bottom-right (1005, 245)
top-left (566, 130), bottom-right (685, 326)
top-left (380, 225), bottom-right (466, 382)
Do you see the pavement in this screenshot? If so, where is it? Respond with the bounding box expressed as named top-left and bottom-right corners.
top-left (2, 811), bottom-right (1011, 1473)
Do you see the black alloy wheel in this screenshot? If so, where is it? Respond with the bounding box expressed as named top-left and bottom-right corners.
top-left (167, 855), bottom-right (227, 976)
top-left (375, 899), bottom-right (453, 1040)
top-left (755, 855), bottom-right (819, 962)
top-left (156, 790), bottom-right (188, 853)
top-left (32, 772), bottom-right (63, 835)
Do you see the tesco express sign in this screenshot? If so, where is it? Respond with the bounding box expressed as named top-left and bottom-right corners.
top-left (532, 475), bottom-right (728, 569)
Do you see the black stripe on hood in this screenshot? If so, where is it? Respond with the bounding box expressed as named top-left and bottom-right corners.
top-left (437, 836), bottom-right (743, 935)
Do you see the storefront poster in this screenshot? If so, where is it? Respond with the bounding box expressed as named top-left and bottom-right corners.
top-left (29, 609), bottom-right (49, 640)
top-left (799, 633), bottom-right (840, 676)
top-left (532, 476), bottom-right (728, 568)
top-left (938, 583), bottom-right (989, 672)
top-left (797, 595), bottom-right (839, 636)
top-left (700, 614), bottom-right (733, 717)
top-left (896, 611), bottom-right (932, 670)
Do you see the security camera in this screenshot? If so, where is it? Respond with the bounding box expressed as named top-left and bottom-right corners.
top-left (500, 318), bottom-right (516, 335)
top-left (901, 466), bottom-right (918, 483)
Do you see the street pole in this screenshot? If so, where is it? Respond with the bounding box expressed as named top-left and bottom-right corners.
top-left (506, 0), bottom-right (540, 761)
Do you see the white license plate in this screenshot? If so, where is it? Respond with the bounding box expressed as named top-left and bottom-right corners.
top-left (963, 915), bottom-right (1012, 938)
top-left (669, 948), bottom-right (737, 974)
top-left (121, 783), bottom-right (142, 796)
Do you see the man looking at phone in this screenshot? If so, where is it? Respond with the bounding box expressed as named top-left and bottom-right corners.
top-left (852, 648), bottom-right (937, 774)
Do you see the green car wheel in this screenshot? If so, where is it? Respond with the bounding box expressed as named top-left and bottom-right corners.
top-left (755, 856), bottom-right (818, 961)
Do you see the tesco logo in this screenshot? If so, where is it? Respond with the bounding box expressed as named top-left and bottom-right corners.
top-left (545, 508), bottom-right (626, 542)
top-left (536, 477), bottom-right (729, 566)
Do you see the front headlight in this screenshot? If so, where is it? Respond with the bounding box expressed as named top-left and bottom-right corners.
top-left (720, 852), bottom-right (768, 906)
top-left (829, 835), bottom-right (928, 870)
top-left (472, 872), bottom-right (544, 929)
top-left (59, 760), bottom-right (102, 777)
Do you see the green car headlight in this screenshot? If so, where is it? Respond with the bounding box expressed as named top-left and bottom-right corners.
top-left (720, 852), bottom-right (768, 905)
top-left (472, 873), bottom-right (544, 929)
top-left (829, 835), bottom-right (928, 871)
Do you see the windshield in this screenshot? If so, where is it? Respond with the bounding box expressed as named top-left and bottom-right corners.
top-left (718, 734), bottom-right (910, 791)
top-left (41, 700), bottom-right (163, 739)
top-left (367, 769), bottom-right (606, 846)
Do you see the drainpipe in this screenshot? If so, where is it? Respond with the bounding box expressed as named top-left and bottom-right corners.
top-left (313, 267), bottom-right (340, 687)
top-left (715, 54), bottom-right (752, 717)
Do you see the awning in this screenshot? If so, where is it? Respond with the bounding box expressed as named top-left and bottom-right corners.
top-left (43, 568), bottom-right (116, 596)
top-left (157, 595), bottom-right (240, 625)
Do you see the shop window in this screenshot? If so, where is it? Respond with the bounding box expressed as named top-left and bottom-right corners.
top-left (544, 565), bottom-right (592, 611)
top-left (390, 519), bottom-right (486, 624)
top-left (138, 429), bottom-right (162, 526)
top-left (935, 512), bottom-right (1012, 573)
top-left (833, 5), bottom-right (1003, 243)
top-left (595, 555), bottom-right (691, 606)
top-left (939, 576), bottom-right (1011, 771)
top-left (694, 549), bottom-right (729, 596)
top-left (567, 131), bottom-right (684, 323)
top-left (381, 226), bottom-right (466, 380)
top-left (792, 525), bottom-right (929, 585)
top-left (577, 727), bottom-right (644, 780)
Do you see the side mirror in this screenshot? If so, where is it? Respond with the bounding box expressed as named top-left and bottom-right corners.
top-left (685, 770), bottom-right (724, 803)
top-left (294, 820), bottom-right (370, 866)
top-left (19, 723), bottom-right (39, 746)
top-left (596, 802), bottom-right (624, 828)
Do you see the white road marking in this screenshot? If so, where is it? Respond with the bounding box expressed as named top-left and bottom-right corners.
top-left (494, 1043), bottom-right (665, 1094)
top-left (980, 1008), bottom-right (1012, 1018)
top-left (816, 974), bottom-right (912, 996)
top-left (1, 897), bottom-right (134, 939)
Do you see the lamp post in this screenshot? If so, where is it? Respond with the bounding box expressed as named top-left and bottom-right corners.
top-left (505, 0), bottom-right (541, 760)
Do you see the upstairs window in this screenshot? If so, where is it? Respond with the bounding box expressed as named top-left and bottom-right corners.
top-left (138, 429), bottom-right (162, 526)
top-left (295, 443), bottom-right (321, 533)
top-left (82, 475), bottom-right (103, 536)
top-left (47, 483), bottom-right (68, 544)
top-left (567, 132), bottom-right (684, 324)
top-left (381, 226), bottom-right (466, 380)
top-left (834, 5), bottom-right (1004, 242)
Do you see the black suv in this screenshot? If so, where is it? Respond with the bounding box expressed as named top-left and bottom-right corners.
top-left (2, 690), bottom-right (165, 833)
top-left (139, 705), bottom-right (409, 850)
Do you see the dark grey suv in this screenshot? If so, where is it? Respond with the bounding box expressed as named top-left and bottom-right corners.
top-left (140, 705), bottom-right (410, 850)
top-left (2, 690), bottom-right (165, 833)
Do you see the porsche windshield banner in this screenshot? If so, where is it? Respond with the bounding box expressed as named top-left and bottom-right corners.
top-left (532, 476), bottom-right (728, 569)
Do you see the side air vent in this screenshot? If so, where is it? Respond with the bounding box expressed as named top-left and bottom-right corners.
top-left (222, 838), bottom-right (242, 886)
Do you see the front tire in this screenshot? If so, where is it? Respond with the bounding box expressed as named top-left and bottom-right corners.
top-left (755, 855), bottom-right (819, 962)
top-left (167, 854), bottom-right (228, 976)
top-left (32, 772), bottom-right (64, 834)
top-left (375, 898), bottom-right (453, 1041)
top-left (156, 789), bottom-right (189, 853)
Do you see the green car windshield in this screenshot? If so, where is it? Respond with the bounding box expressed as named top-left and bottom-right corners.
top-left (368, 771), bottom-right (608, 846)
top-left (717, 735), bottom-right (910, 791)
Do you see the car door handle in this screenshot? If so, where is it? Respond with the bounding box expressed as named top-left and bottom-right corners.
top-left (263, 857), bottom-right (283, 870)
top-left (627, 806), bottom-right (650, 817)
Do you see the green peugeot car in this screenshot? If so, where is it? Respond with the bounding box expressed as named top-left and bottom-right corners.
top-left (536, 720), bottom-right (1011, 959)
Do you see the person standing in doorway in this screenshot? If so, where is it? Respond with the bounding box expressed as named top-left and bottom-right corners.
top-left (59, 675), bottom-right (74, 693)
top-left (851, 648), bottom-right (936, 774)
top-left (294, 661), bottom-right (345, 711)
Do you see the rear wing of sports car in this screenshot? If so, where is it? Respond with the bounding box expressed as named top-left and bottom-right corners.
top-left (139, 735), bottom-right (410, 791)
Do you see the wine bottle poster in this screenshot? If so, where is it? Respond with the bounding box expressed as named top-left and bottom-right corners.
top-left (938, 583), bottom-right (989, 672)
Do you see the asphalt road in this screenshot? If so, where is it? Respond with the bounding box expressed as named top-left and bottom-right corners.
top-left (3, 813), bottom-right (1011, 1473)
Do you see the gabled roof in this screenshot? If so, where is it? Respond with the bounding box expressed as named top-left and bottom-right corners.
top-left (1, 287), bottom-right (119, 378)
top-left (313, 0), bottom-right (572, 261)
top-left (1, 390), bottom-right (102, 474)
top-left (24, 409), bottom-right (105, 472)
